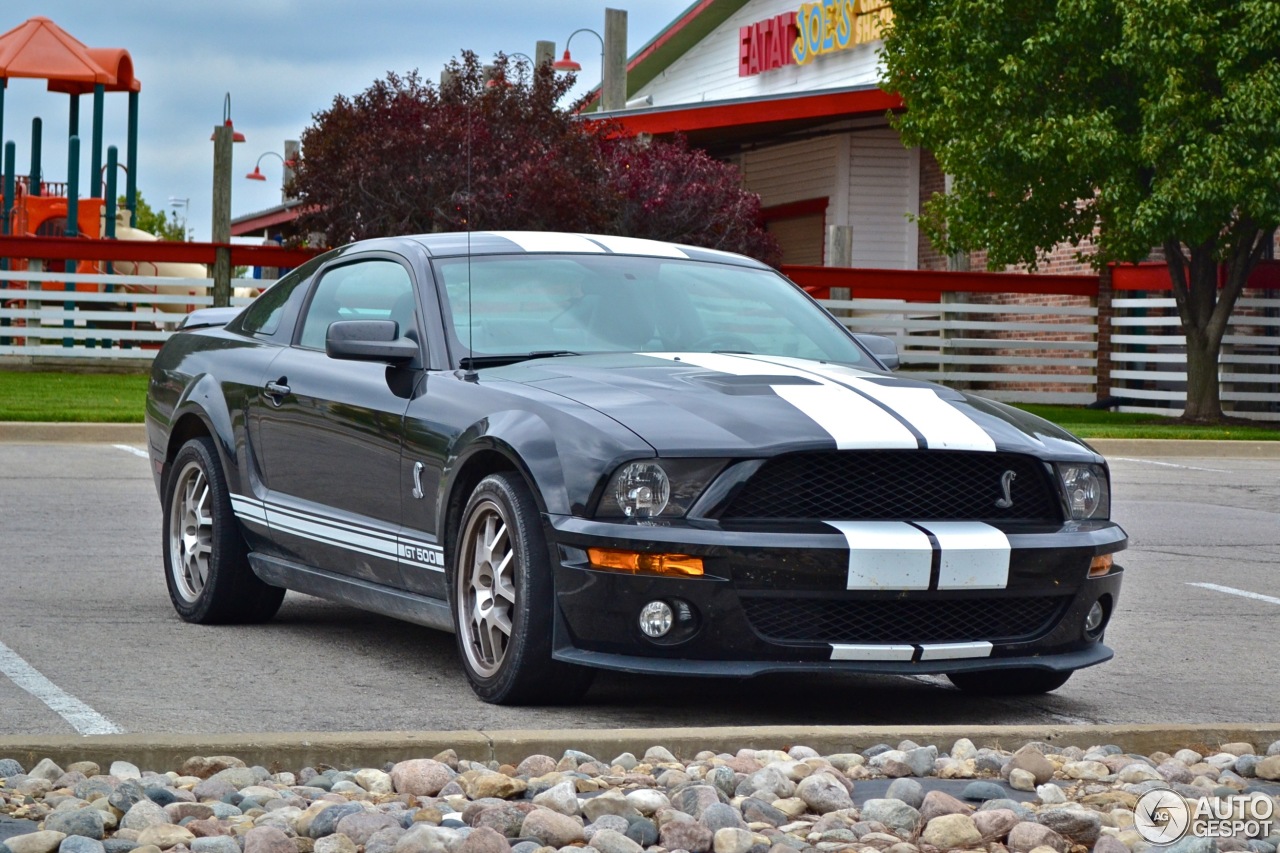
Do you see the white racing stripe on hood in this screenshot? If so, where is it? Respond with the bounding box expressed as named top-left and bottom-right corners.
top-left (645, 352), bottom-right (918, 449)
top-left (734, 355), bottom-right (997, 452)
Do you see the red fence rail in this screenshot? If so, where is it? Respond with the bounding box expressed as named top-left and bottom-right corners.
top-left (0, 235), bottom-right (320, 269)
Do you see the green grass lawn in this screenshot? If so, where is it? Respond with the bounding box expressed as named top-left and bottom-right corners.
top-left (0, 371), bottom-right (149, 422)
top-left (1, 370), bottom-right (1277, 439)
top-left (1014, 404), bottom-right (1280, 440)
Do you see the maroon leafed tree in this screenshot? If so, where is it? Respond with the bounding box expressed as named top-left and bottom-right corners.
top-left (290, 52), bottom-right (779, 265)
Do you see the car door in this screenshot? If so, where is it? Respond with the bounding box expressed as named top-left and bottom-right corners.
top-left (252, 253), bottom-right (424, 587)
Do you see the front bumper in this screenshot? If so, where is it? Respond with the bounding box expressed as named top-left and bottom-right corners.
top-left (546, 515), bottom-right (1125, 678)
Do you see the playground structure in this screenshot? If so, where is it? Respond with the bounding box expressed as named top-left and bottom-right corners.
top-left (0, 16), bottom-right (315, 355)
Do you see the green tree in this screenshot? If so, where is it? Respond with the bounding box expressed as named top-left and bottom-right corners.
top-left (881, 0), bottom-right (1280, 422)
top-left (119, 192), bottom-right (188, 241)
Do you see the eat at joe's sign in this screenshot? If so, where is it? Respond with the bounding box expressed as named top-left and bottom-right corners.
top-left (739, 0), bottom-right (893, 77)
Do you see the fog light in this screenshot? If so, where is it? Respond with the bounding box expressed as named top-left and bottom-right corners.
top-left (1084, 600), bottom-right (1105, 636)
top-left (639, 601), bottom-right (674, 638)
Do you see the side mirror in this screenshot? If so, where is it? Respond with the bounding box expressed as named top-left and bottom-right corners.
top-left (326, 320), bottom-right (419, 365)
top-left (853, 333), bottom-right (900, 371)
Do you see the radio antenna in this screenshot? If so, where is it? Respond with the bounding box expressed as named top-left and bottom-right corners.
top-left (463, 94), bottom-right (476, 380)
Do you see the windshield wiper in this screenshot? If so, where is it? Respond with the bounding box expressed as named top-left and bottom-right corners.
top-left (459, 350), bottom-right (581, 369)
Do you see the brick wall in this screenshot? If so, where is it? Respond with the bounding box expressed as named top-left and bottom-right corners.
top-left (917, 150), bottom-right (948, 271)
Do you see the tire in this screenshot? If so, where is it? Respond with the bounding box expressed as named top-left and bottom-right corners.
top-left (946, 668), bottom-right (1072, 696)
top-left (451, 473), bottom-right (594, 705)
top-left (162, 436), bottom-right (285, 624)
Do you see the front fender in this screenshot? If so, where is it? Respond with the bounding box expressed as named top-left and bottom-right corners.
top-left (166, 374), bottom-right (242, 493)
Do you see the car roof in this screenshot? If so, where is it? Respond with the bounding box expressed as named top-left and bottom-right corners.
top-left (392, 231), bottom-right (770, 269)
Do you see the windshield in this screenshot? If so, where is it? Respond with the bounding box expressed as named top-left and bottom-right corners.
top-left (433, 254), bottom-right (868, 366)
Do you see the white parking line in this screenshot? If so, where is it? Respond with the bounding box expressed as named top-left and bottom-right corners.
top-left (1111, 457), bottom-right (1229, 473)
top-left (113, 444), bottom-right (149, 460)
top-left (0, 639), bottom-right (122, 735)
top-left (1186, 582), bottom-right (1280, 606)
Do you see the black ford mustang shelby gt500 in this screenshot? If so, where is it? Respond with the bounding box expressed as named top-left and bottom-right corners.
top-left (146, 231), bottom-right (1125, 704)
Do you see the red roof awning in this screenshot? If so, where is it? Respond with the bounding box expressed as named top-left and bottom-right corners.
top-left (592, 87), bottom-right (902, 139)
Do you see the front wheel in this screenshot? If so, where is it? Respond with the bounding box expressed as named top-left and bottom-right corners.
top-left (946, 668), bottom-right (1072, 695)
top-left (162, 436), bottom-right (285, 624)
top-left (451, 473), bottom-right (593, 704)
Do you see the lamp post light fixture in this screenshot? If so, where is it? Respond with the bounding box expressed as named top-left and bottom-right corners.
top-left (209, 93), bottom-right (246, 143)
top-left (245, 150), bottom-right (295, 182)
top-left (553, 28), bottom-right (604, 86)
top-left (168, 196), bottom-right (190, 239)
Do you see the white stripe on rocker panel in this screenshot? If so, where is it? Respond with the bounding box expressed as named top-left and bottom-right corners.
top-left (827, 521), bottom-right (933, 590)
top-left (918, 521), bottom-right (1011, 589)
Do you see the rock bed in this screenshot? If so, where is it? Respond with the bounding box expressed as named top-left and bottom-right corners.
top-left (4, 740), bottom-right (1280, 853)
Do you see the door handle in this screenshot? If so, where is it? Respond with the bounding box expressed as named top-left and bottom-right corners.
top-left (264, 379), bottom-right (291, 404)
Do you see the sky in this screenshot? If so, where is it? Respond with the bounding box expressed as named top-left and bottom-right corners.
top-left (2, 0), bottom-right (694, 242)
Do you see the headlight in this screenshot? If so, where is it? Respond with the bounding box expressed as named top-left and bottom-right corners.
top-left (597, 459), bottom-right (727, 519)
top-left (1055, 463), bottom-right (1110, 520)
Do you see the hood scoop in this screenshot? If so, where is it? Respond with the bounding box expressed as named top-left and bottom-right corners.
top-left (692, 373), bottom-right (821, 395)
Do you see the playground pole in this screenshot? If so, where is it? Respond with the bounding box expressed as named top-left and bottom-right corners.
top-left (1, 142), bottom-right (9, 344)
top-left (105, 146), bottom-right (118, 240)
top-left (65, 135), bottom-right (79, 348)
top-left (90, 84), bottom-right (104, 198)
top-left (69, 93), bottom-right (80, 139)
top-left (126, 91), bottom-right (139, 226)
top-left (0, 81), bottom-right (5, 171)
top-left (29, 117), bottom-right (41, 196)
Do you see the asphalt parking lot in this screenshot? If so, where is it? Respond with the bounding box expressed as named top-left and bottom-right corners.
top-left (0, 440), bottom-right (1277, 736)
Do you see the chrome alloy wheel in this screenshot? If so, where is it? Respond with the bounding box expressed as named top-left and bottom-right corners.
top-left (457, 498), bottom-right (519, 678)
top-left (168, 460), bottom-right (213, 603)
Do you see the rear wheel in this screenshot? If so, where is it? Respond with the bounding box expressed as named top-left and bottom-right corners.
top-left (946, 668), bottom-right (1072, 695)
top-left (451, 473), bottom-right (593, 704)
top-left (162, 436), bottom-right (284, 624)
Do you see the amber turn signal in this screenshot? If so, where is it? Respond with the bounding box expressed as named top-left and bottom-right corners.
top-left (1089, 554), bottom-right (1113, 577)
top-left (587, 548), bottom-right (704, 577)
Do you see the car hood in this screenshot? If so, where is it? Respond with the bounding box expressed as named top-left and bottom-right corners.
top-left (485, 352), bottom-right (1102, 460)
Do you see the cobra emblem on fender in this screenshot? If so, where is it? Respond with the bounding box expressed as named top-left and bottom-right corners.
top-left (994, 470), bottom-right (1016, 508)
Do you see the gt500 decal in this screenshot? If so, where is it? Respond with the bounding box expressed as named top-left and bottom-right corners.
top-left (828, 520), bottom-right (1011, 591)
top-left (400, 542), bottom-right (445, 568)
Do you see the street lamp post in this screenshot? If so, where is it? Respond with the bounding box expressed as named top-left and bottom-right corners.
top-left (168, 196), bottom-right (190, 239)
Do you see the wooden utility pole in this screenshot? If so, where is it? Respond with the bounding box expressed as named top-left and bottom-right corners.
top-left (602, 9), bottom-right (627, 112)
top-left (211, 123), bottom-right (232, 308)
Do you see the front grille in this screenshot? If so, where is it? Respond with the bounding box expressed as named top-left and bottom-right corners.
top-left (742, 595), bottom-right (1069, 645)
top-left (720, 451), bottom-right (1061, 522)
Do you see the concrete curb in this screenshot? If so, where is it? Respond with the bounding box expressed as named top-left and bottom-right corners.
top-left (1, 424), bottom-right (1278, 457)
top-left (2, 724), bottom-right (1279, 772)
top-left (1088, 438), bottom-right (1280, 458)
top-left (0, 422), bottom-right (146, 443)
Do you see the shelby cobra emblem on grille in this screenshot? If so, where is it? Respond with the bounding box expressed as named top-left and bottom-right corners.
top-left (994, 470), bottom-right (1017, 508)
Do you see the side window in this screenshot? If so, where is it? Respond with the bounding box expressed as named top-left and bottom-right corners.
top-left (297, 259), bottom-right (416, 351)
top-left (236, 253), bottom-right (327, 337)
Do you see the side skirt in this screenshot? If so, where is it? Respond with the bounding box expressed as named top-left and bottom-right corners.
top-left (248, 553), bottom-right (455, 634)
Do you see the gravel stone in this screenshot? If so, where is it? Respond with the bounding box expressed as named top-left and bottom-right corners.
top-left (45, 812), bottom-right (105, 841)
top-left (960, 782), bottom-right (1005, 802)
top-left (921, 814), bottom-right (982, 849)
top-left (859, 801), bottom-right (920, 837)
top-left (58, 838), bottom-right (105, 853)
top-left (884, 779), bottom-right (924, 810)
